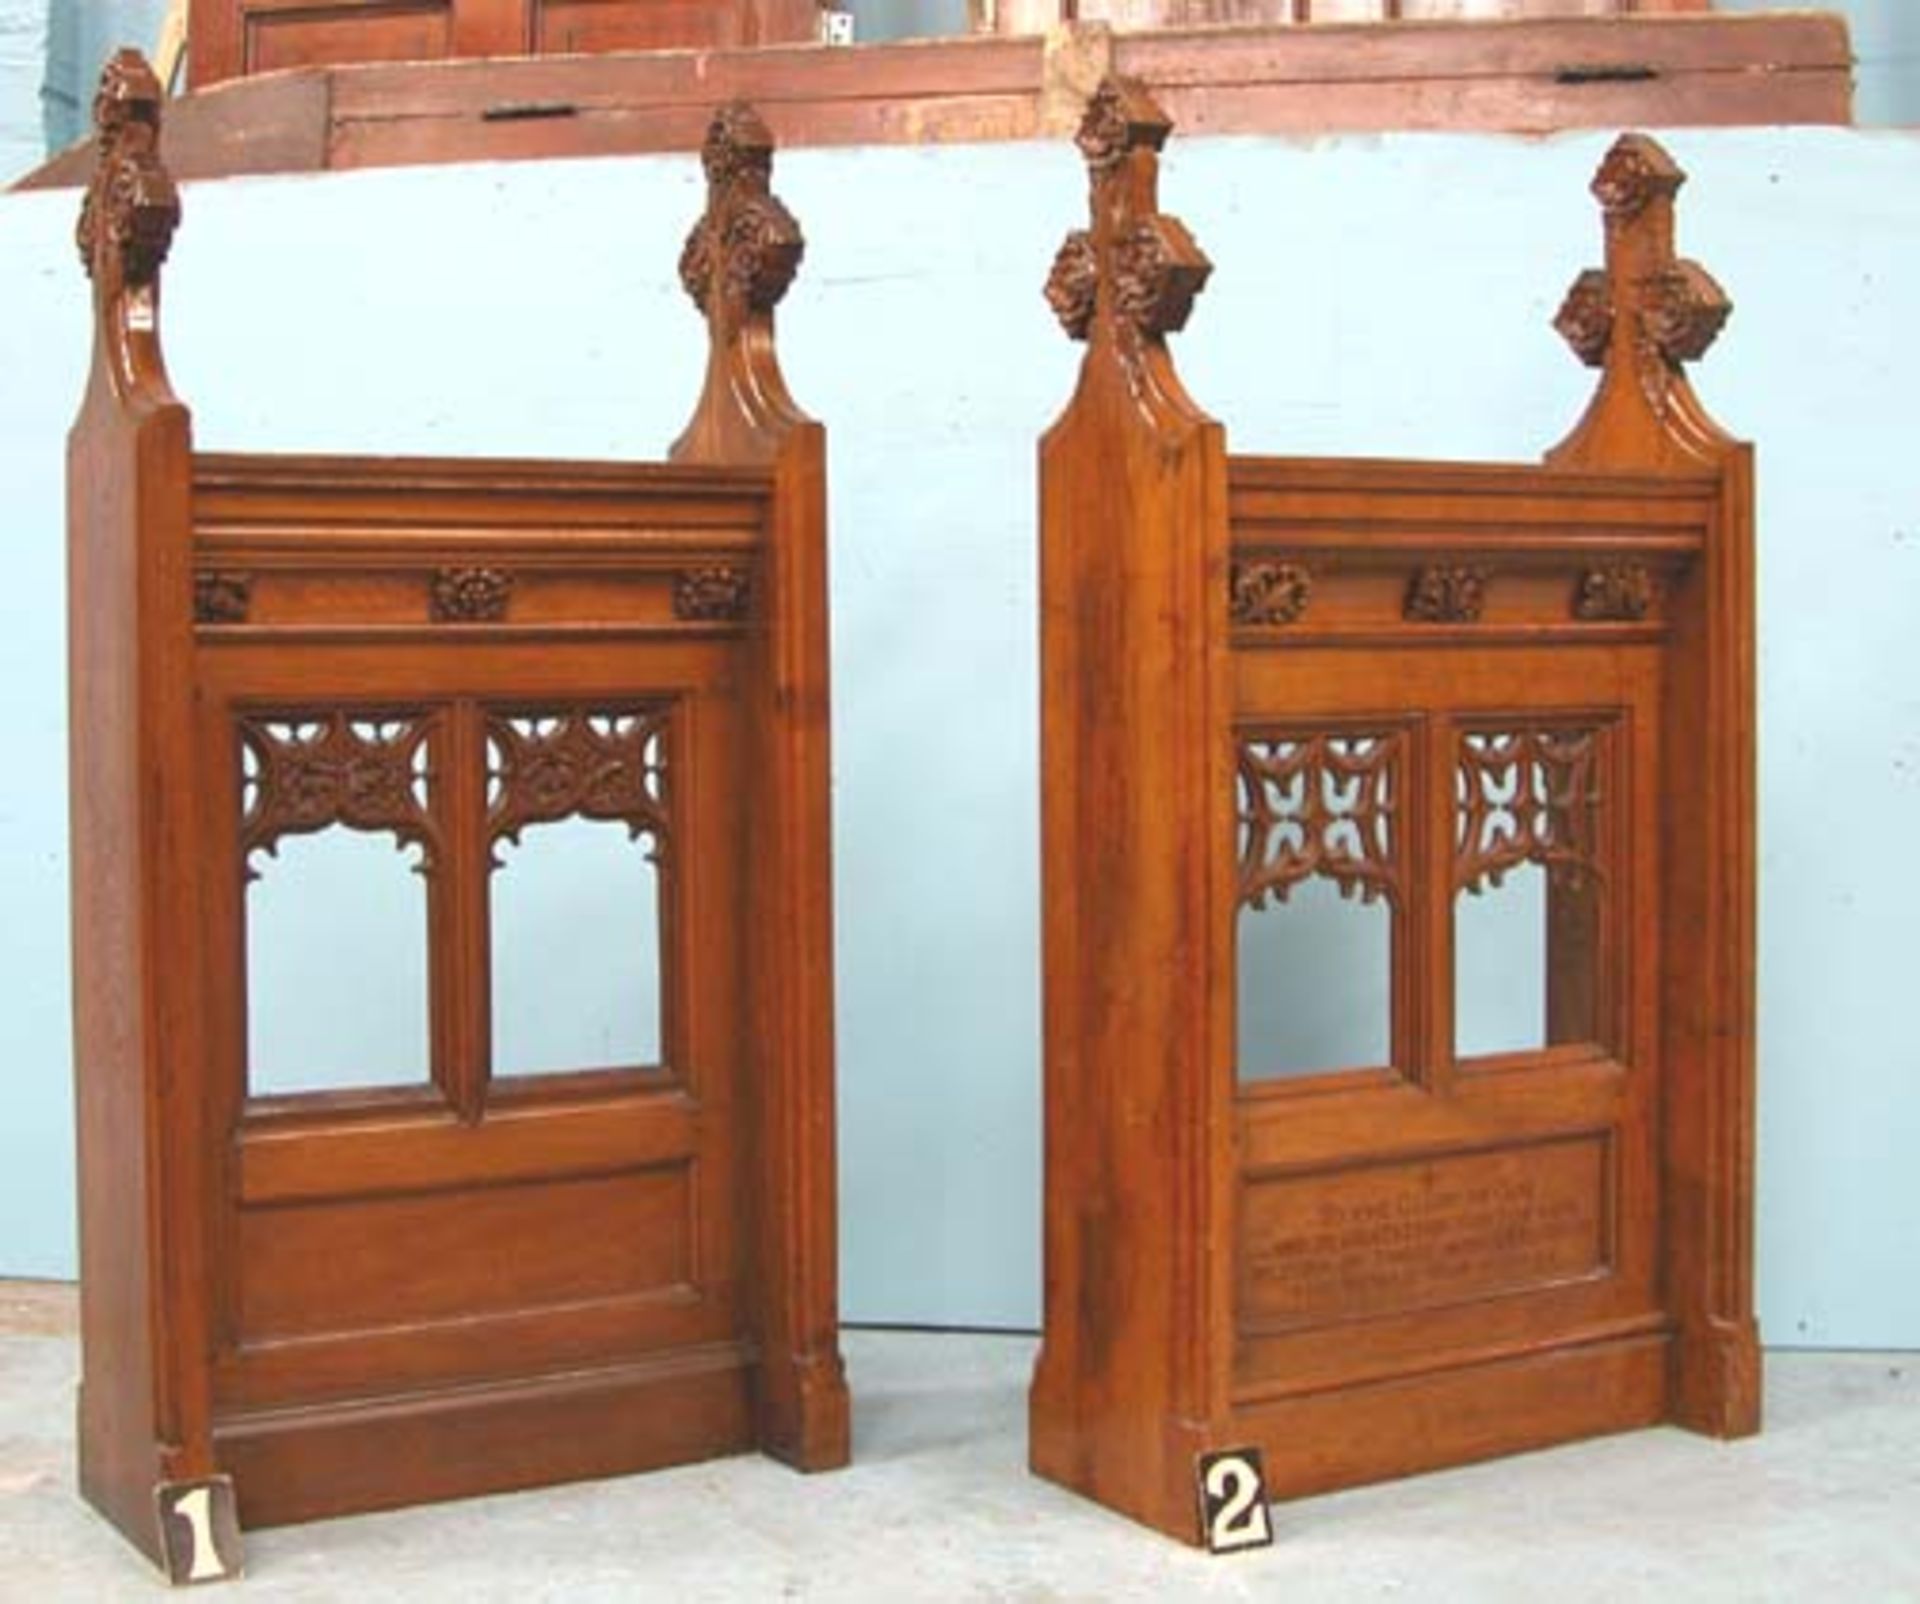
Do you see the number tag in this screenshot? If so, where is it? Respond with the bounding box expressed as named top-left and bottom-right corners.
top-left (154, 1477), bottom-right (244, 1586)
top-left (1196, 1448), bottom-right (1274, 1555)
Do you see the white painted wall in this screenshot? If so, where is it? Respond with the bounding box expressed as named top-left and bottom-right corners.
top-left (2, 129), bottom-right (1916, 1348)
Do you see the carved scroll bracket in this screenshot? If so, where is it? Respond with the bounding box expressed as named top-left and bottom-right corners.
top-left (670, 101), bottom-right (809, 466)
top-left (1045, 76), bottom-right (1213, 408)
top-left (1549, 133), bottom-right (1735, 469)
top-left (75, 50), bottom-right (182, 404)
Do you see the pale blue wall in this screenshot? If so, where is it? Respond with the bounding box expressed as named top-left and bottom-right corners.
top-left (42, 0), bottom-right (171, 152)
top-left (2, 129), bottom-right (1916, 1347)
top-left (852, 0), bottom-right (968, 41)
top-left (0, 0), bottom-right (44, 181)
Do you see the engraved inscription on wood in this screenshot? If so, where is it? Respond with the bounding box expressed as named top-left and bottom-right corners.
top-left (1238, 1136), bottom-right (1611, 1330)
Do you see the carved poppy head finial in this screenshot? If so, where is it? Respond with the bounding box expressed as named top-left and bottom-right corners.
top-left (678, 100), bottom-right (804, 325)
top-left (1554, 132), bottom-right (1730, 381)
top-left (76, 49), bottom-right (180, 290)
top-left (1045, 75), bottom-right (1212, 351)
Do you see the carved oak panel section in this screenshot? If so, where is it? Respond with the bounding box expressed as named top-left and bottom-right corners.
top-left (1455, 720), bottom-right (1615, 1058)
top-left (486, 707), bottom-right (669, 853)
top-left (1455, 724), bottom-right (1606, 897)
top-left (236, 713), bottom-right (441, 1099)
top-left (1238, 731), bottom-right (1402, 911)
top-left (487, 707), bottom-right (673, 1078)
top-left (237, 1164), bottom-right (693, 1340)
top-left (1239, 1135), bottom-right (1612, 1332)
top-left (190, 457), bottom-right (768, 638)
top-left (67, 68), bottom-right (846, 1569)
top-left (239, 712), bottom-right (439, 872)
top-left (1237, 729), bottom-right (1403, 1081)
top-left (1034, 83), bottom-right (1756, 1543)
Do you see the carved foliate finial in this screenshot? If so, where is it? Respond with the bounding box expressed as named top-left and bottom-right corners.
top-left (1553, 269), bottom-right (1614, 369)
top-left (1590, 133), bottom-right (1684, 222)
top-left (1046, 75), bottom-right (1211, 349)
top-left (679, 100), bottom-right (803, 325)
top-left (1075, 76), bottom-right (1172, 172)
top-left (1554, 133), bottom-right (1731, 387)
top-left (1642, 260), bottom-right (1731, 365)
top-left (76, 49), bottom-right (180, 290)
top-left (669, 101), bottom-right (810, 463)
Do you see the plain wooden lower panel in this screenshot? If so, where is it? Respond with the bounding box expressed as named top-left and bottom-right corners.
top-left (1236, 1329), bottom-right (1671, 1502)
top-left (215, 1342), bottom-right (755, 1527)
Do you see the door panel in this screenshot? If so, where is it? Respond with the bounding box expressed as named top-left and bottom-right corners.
top-left (243, 2), bottom-right (456, 75)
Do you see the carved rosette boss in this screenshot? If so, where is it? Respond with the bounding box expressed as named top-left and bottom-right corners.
top-left (1046, 77), bottom-right (1212, 358)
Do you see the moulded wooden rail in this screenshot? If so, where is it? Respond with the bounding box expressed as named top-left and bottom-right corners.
top-left (1030, 76), bottom-right (1758, 1544)
top-left (66, 51), bottom-right (847, 1581)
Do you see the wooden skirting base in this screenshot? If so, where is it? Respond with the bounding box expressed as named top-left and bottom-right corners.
top-left (211, 1344), bottom-right (756, 1529)
top-left (1238, 1327), bottom-right (1672, 1505)
top-left (14, 14), bottom-right (1850, 192)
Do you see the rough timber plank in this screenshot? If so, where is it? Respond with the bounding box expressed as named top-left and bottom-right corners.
top-left (10, 14), bottom-right (1851, 192)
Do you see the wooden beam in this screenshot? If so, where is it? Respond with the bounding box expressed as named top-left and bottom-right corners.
top-left (11, 14), bottom-right (1851, 193)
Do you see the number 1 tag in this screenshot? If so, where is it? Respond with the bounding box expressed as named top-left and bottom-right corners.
top-left (1197, 1448), bottom-right (1274, 1555)
top-left (154, 1477), bottom-right (244, 1586)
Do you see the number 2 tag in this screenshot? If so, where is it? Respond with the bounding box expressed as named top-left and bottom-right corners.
top-left (1196, 1448), bottom-right (1274, 1555)
top-left (154, 1477), bottom-right (244, 1586)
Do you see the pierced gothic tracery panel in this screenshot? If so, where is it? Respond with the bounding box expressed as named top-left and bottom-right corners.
top-left (1236, 730), bottom-right (1401, 1084)
top-left (239, 712), bottom-right (438, 875)
top-left (237, 711), bottom-right (437, 1101)
top-left (486, 707), bottom-right (673, 1080)
top-left (1238, 732), bottom-right (1402, 910)
top-left (1455, 726), bottom-right (1604, 896)
top-left (1454, 724), bottom-right (1612, 1059)
top-left (486, 708), bottom-right (670, 859)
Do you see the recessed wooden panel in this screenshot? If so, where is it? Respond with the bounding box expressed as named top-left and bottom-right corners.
top-left (535, 0), bottom-right (743, 53)
top-left (246, 3), bottom-right (453, 74)
top-left (1239, 1135), bottom-right (1611, 1330)
top-left (238, 1163), bottom-right (693, 1339)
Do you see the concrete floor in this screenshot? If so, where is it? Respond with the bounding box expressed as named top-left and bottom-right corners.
top-left (2, 1282), bottom-right (1915, 1601)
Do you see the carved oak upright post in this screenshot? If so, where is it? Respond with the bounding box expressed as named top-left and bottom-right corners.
top-left (67, 50), bottom-right (229, 1572)
top-left (672, 103), bottom-right (850, 1469)
top-left (1550, 134), bottom-right (1760, 1437)
top-left (1028, 77), bottom-right (1237, 1541)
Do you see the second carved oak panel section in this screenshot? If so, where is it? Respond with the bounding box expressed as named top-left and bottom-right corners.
top-left (1032, 79), bottom-right (1758, 1543)
top-left (67, 56), bottom-right (846, 1576)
